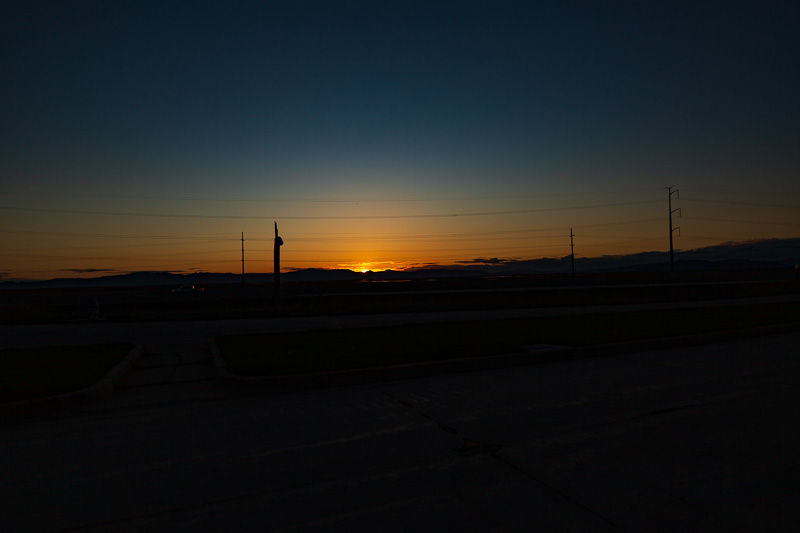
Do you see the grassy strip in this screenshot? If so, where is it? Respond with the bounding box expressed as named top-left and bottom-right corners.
top-left (0, 343), bottom-right (133, 403)
top-left (217, 302), bottom-right (800, 376)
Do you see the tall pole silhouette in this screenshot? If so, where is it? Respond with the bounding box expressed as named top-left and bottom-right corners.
top-left (241, 231), bottom-right (245, 291)
top-left (274, 222), bottom-right (284, 301)
top-left (666, 186), bottom-right (681, 274)
top-left (570, 228), bottom-right (575, 278)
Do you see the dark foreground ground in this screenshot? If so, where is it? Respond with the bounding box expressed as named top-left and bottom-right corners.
top-left (2, 268), bottom-right (798, 323)
top-left (2, 271), bottom-right (798, 530)
top-left (2, 330), bottom-right (799, 531)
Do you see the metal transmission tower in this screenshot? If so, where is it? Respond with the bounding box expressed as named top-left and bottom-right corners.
top-left (666, 186), bottom-right (681, 273)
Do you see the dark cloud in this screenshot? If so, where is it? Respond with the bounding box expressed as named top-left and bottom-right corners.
top-left (123, 270), bottom-right (183, 274)
top-left (405, 262), bottom-right (441, 269)
top-left (457, 258), bottom-right (519, 265)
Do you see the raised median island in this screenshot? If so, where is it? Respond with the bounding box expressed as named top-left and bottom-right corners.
top-left (216, 301), bottom-right (800, 378)
top-left (1, 343), bottom-right (134, 403)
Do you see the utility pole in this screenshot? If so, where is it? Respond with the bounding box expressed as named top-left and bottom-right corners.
top-left (241, 232), bottom-right (245, 291)
top-left (274, 222), bottom-right (284, 302)
top-left (570, 228), bottom-right (575, 278)
top-left (666, 186), bottom-right (681, 274)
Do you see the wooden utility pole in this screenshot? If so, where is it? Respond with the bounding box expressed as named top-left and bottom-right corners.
top-left (241, 231), bottom-right (245, 291)
top-left (274, 222), bottom-right (284, 301)
top-left (570, 228), bottom-right (575, 278)
top-left (666, 186), bottom-right (681, 274)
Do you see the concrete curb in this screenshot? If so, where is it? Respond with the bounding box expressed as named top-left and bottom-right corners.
top-left (0, 345), bottom-right (142, 416)
top-left (211, 321), bottom-right (800, 391)
top-left (82, 345), bottom-right (142, 400)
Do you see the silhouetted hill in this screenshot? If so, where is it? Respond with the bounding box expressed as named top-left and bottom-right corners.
top-left (0, 271), bottom-right (273, 290)
top-left (578, 238), bottom-right (799, 273)
top-left (400, 268), bottom-right (489, 279)
top-left (284, 269), bottom-right (361, 282)
top-left (448, 238), bottom-right (800, 275)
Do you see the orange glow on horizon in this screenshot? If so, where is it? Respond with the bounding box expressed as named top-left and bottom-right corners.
top-left (3, 188), bottom-right (799, 281)
top-left (336, 260), bottom-right (407, 273)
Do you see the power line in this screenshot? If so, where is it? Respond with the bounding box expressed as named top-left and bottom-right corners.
top-left (253, 243), bottom-right (571, 254)
top-left (0, 229), bottom-right (232, 240)
top-left (250, 217), bottom-right (664, 242)
top-left (0, 241), bottom-right (232, 252)
top-left (0, 217), bottom-right (663, 242)
top-left (579, 237), bottom-right (663, 247)
top-left (0, 187), bottom-right (665, 203)
top-left (1, 244), bottom-right (235, 254)
top-left (572, 217), bottom-right (664, 229)
top-left (0, 248), bottom-right (235, 261)
top-left (681, 198), bottom-right (800, 209)
top-left (681, 187), bottom-right (800, 198)
top-left (0, 200), bottom-right (662, 220)
top-left (683, 216), bottom-right (800, 228)
top-left (288, 234), bottom-right (569, 245)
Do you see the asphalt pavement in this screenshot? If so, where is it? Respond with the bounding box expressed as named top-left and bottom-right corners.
top-left (2, 325), bottom-right (800, 531)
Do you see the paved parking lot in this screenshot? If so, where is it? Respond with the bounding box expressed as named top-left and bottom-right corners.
top-left (2, 329), bottom-right (799, 531)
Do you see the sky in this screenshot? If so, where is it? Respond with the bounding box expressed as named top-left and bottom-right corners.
top-left (2, 0), bottom-right (799, 280)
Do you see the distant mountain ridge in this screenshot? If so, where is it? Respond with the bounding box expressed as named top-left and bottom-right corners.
top-left (2, 238), bottom-right (798, 289)
top-left (444, 238), bottom-right (800, 275)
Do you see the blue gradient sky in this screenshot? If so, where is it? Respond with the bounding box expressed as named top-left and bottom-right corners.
top-left (2, 1), bottom-right (799, 279)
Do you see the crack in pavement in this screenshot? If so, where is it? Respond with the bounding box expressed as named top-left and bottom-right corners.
top-left (384, 390), bottom-right (500, 454)
top-left (373, 384), bottom-right (628, 531)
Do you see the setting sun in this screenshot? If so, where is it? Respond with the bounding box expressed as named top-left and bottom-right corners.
top-left (339, 261), bottom-right (404, 273)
